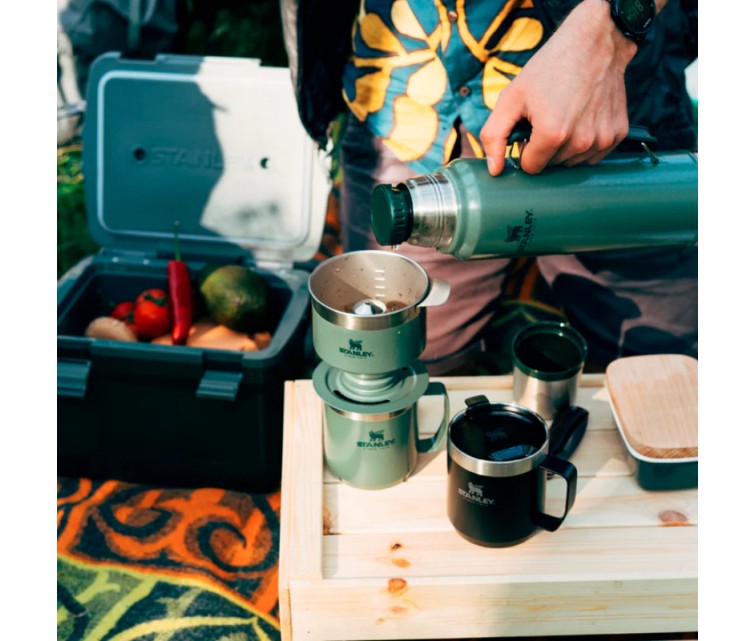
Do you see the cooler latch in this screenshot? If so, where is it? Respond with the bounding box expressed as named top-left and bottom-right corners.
top-left (58, 358), bottom-right (91, 398)
top-left (196, 370), bottom-right (243, 401)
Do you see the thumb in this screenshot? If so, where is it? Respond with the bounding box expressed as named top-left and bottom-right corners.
top-left (480, 90), bottom-right (526, 176)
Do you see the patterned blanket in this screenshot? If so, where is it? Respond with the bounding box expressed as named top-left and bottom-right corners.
top-left (57, 477), bottom-right (281, 641)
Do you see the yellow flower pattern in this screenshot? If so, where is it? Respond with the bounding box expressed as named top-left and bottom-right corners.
top-left (343, 0), bottom-right (545, 172)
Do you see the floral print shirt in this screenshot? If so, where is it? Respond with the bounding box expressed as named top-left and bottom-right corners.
top-left (343, 0), bottom-right (546, 173)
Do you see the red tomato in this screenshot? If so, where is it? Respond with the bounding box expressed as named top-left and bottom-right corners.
top-left (110, 301), bottom-right (137, 333)
top-left (110, 301), bottom-right (134, 319)
top-left (136, 288), bottom-right (168, 307)
top-left (133, 289), bottom-right (172, 339)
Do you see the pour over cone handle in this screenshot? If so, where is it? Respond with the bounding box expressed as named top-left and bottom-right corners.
top-left (420, 278), bottom-right (451, 308)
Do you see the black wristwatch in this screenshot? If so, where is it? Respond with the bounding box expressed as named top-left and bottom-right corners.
top-left (607, 0), bottom-right (656, 43)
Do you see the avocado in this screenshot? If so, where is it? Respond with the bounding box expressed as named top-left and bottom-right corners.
top-left (198, 264), bottom-right (272, 333)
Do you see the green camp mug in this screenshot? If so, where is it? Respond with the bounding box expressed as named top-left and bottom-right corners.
top-left (314, 363), bottom-right (449, 490)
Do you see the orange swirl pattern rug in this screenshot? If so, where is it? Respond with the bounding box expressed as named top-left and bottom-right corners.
top-left (57, 477), bottom-right (281, 641)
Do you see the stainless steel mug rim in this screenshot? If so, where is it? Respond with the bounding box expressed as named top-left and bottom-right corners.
top-left (512, 321), bottom-right (588, 381)
top-left (448, 402), bottom-right (549, 477)
top-left (311, 298), bottom-right (421, 330)
top-left (308, 250), bottom-right (430, 330)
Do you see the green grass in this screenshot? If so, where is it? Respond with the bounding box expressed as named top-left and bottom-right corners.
top-left (57, 145), bottom-right (97, 279)
top-left (180, 2), bottom-right (287, 64)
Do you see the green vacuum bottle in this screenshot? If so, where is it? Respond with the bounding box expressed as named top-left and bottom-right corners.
top-left (370, 152), bottom-right (698, 260)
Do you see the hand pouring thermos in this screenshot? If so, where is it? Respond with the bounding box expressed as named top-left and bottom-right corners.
top-left (309, 250), bottom-right (451, 490)
top-left (370, 151), bottom-right (698, 259)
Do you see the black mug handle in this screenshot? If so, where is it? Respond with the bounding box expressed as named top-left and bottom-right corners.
top-left (536, 455), bottom-right (578, 532)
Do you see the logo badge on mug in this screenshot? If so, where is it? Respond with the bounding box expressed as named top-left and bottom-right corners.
top-left (447, 395), bottom-right (578, 547)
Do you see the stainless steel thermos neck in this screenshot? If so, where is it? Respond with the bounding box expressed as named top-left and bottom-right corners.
top-left (370, 152), bottom-right (698, 260)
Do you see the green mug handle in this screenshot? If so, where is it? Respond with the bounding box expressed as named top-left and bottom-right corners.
top-left (417, 381), bottom-right (450, 454)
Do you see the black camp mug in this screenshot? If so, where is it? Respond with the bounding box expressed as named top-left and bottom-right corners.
top-left (447, 395), bottom-right (578, 547)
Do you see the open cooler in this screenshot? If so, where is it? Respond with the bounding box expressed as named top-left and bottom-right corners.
top-left (57, 53), bottom-right (330, 492)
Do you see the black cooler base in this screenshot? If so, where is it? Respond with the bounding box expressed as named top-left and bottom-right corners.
top-left (57, 258), bottom-right (312, 493)
top-left (57, 375), bottom-right (286, 493)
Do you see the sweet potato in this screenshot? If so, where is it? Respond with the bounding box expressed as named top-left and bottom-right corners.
top-left (151, 319), bottom-right (264, 351)
top-left (85, 317), bottom-right (138, 342)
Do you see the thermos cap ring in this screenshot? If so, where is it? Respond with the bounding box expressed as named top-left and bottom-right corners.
top-left (370, 183), bottom-right (413, 246)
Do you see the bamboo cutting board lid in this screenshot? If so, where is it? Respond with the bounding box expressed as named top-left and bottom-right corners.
top-left (606, 354), bottom-right (698, 460)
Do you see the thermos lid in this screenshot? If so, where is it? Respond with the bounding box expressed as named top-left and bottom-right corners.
top-left (370, 184), bottom-right (413, 246)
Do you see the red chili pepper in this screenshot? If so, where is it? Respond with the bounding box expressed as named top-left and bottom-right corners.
top-left (168, 221), bottom-right (193, 345)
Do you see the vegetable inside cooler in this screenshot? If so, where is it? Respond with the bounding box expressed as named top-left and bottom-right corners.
top-left (57, 259), bottom-right (293, 354)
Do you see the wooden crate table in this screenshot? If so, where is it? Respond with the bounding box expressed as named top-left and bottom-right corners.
top-left (279, 374), bottom-right (697, 641)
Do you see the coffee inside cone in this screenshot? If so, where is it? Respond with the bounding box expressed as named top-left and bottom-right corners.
top-left (309, 251), bottom-right (429, 315)
top-left (350, 299), bottom-right (408, 315)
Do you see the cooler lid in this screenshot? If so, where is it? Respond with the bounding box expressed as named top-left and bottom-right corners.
top-left (83, 52), bottom-right (330, 266)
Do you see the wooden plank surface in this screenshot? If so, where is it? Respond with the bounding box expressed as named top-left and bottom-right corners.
top-left (279, 380), bottom-right (325, 641)
top-left (321, 526), bottom-right (697, 579)
top-left (325, 476), bottom-right (697, 535)
top-left (288, 577), bottom-right (696, 641)
top-left (280, 374), bottom-right (698, 641)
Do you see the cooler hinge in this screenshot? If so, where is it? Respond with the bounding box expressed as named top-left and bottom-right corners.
top-left (58, 358), bottom-right (92, 398)
top-left (252, 258), bottom-right (295, 272)
top-left (98, 248), bottom-right (160, 266)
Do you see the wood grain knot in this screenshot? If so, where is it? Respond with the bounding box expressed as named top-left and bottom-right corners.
top-left (659, 509), bottom-right (689, 526)
top-left (391, 558), bottom-right (410, 568)
top-left (388, 578), bottom-right (408, 595)
top-left (390, 606), bottom-right (408, 615)
top-left (323, 508), bottom-right (333, 535)
top-left (390, 542), bottom-right (402, 551)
